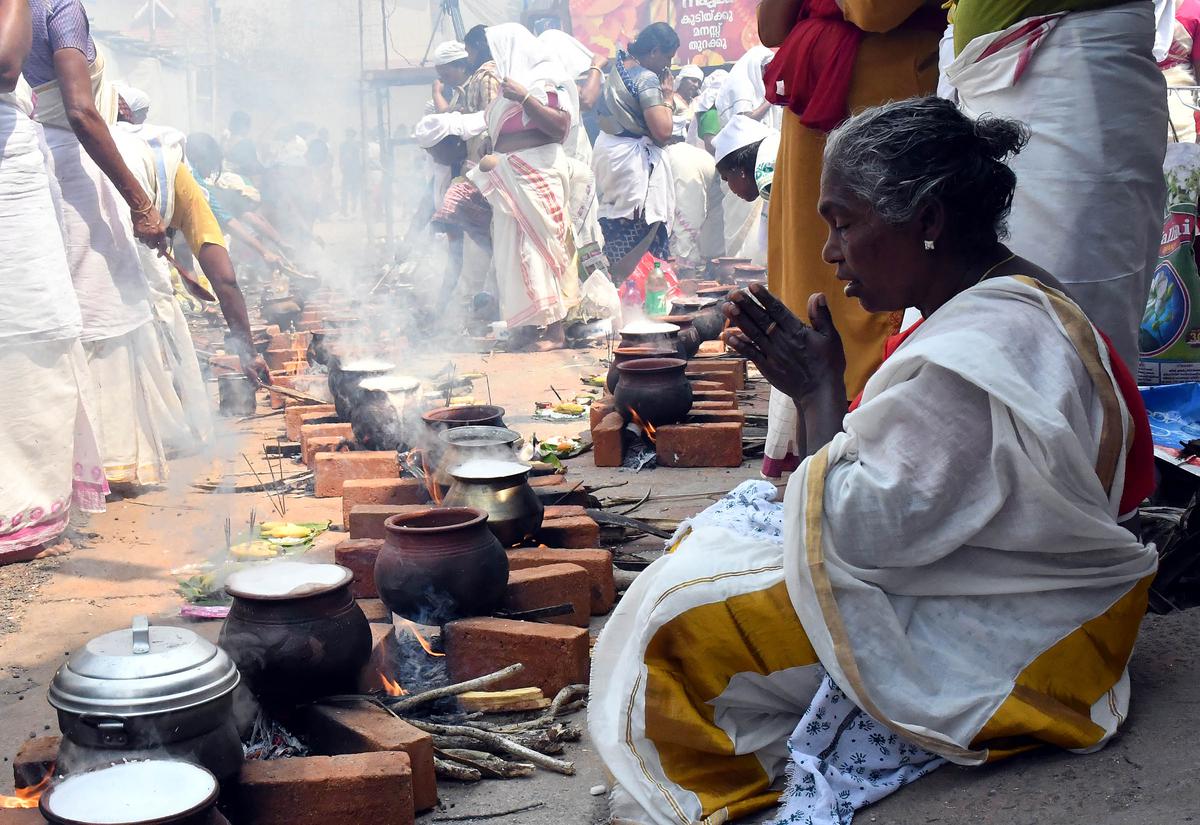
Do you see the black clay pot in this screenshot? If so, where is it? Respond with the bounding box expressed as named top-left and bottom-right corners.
top-left (606, 347), bottom-right (678, 393)
top-left (613, 357), bottom-right (693, 427)
top-left (219, 563), bottom-right (371, 706)
top-left (376, 508), bottom-right (509, 624)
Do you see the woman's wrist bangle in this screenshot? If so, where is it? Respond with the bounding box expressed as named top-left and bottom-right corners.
top-left (521, 92), bottom-right (533, 106)
top-left (588, 66), bottom-right (602, 74)
top-left (132, 201), bottom-right (155, 216)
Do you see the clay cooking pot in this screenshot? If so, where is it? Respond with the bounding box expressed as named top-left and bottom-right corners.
top-left (421, 404), bottom-right (506, 432)
top-left (376, 508), bottom-right (509, 624)
top-left (606, 346), bottom-right (678, 393)
top-left (219, 562), bottom-right (371, 706)
top-left (614, 357), bottom-right (693, 427)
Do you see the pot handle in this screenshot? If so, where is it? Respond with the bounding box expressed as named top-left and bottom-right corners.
top-left (131, 615), bottom-right (151, 654)
top-left (78, 714), bottom-right (130, 746)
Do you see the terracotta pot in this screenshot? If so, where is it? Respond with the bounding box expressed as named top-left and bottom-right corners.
top-left (327, 359), bottom-right (395, 422)
top-left (376, 508), bottom-right (509, 624)
top-left (219, 564), bottom-right (371, 706)
top-left (711, 257), bottom-right (751, 283)
top-left (443, 462), bottom-right (544, 547)
top-left (260, 295), bottom-right (303, 330)
top-left (422, 405), bottom-right (506, 432)
top-left (606, 346), bottom-right (678, 393)
top-left (733, 263), bottom-right (767, 288)
top-left (306, 330), bottom-right (340, 366)
top-left (614, 357), bottom-right (693, 426)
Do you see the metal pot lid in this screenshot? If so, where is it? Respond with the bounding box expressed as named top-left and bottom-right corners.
top-left (439, 426), bottom-right (522, 448)
top-left (40, 760), bottom-right (218, 825)
top-left (49, 617), bottom-right (239, 717)
top-left (224, 561), bottom-right (351, 601)
top-left (339, 358), bottom-right (395, 373)
top-left (620, 321), bottom-right (680, 336)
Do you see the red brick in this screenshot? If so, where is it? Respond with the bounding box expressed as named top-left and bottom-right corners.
top-left (297, 320), bottom-right (324, 332)
top-left (348, 504), bottom-right (428, 540)
top-left (537, 514), bottom-right (599, 548)
top-left (506, 563), bottom-right (590, 627)
top-left (295, 705), bottom-right (436, 812)
top-left (693, 391), bottom-right (737, 408)
top-left (697, 339), bottom-right (726, 355)
top-left (267, 375), bottom-right (295, 409)
top-left (286, 404), bottom-right (336, 440)
top-left (358, 597), bottom-right (390, 623)
top-left (342, 478), bottom-right (428, 529)
top-left (686, 360), bottom-right (746, 391)
top-left (692, 399), bottom-right (737, 412)
top-left (0, 810), bottom-right (47, 824)
top-left (360, 622), bottom-right (399, 692)
top-left (304, 435), bottom-right (352, 468)
top-left (208, 354), bottom-right (241, 374)
top-left (507, 547), bottom-right (615, 615)
top-left (590, 396), bottom-right (614, 430)
top-left (543, 505), bottom-right (587, 519)
top-left (265, 347), bottom-right (297, 371)
top-left (657, 421), bottom-right (744, 467)
top-left (299, 422), bottom-right (352, 460)
top-left (13, 735), bottom-right (58, 789)
top-left (299, 310), bottom-right (323, 324)
top-left (593, 412), bottom-right (625, 468)
top-left (688, 409), bottom-right (744, 425)
top-left (529, 474), bottom-right (589, 507)
top-left (684, 370), bottom-right (736, 393)
top-left (231, 752), bottom-right (413, 825)
top-left (314, 451), bottom-right (400, 498)
top-left (444, 618), bottom-right (589, 696)
top-left (335, 538), bottom-right (383, 598)
top-left (689, 379), bottom-right (725, 392)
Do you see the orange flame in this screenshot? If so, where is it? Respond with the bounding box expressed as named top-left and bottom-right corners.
top-left (399, 618), bottom-right (446, 657)
top-left (628, 408), bottom-right (658, 444)
top-left (0, 769), bottom-right (52, 808)
top-left (379, 673), bottom-right (407, 696)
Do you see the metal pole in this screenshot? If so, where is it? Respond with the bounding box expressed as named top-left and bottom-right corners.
top-left (378, 0), bottom-right (393, 245)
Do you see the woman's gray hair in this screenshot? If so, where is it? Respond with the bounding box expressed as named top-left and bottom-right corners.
top-left (823, 97), bottom-right (1030, 247)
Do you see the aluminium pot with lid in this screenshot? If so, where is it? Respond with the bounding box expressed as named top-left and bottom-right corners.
top-left (48, 617), bottom-right (243, 781)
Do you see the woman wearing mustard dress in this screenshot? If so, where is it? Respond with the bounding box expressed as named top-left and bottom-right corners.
top-left (756, 0), bottom-right (943, 476)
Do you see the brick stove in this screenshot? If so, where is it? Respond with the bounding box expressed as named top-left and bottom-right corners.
top-left (591, 357), bottom-right (749, 468)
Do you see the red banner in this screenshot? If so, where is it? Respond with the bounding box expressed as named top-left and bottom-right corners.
top-left (567, 0), bottom-right (760, 67)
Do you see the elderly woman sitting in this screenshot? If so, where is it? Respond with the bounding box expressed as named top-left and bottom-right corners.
top-left (589, 97), bottom-right (1157, 825)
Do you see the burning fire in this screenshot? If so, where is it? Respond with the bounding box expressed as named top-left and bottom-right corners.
top-left (399, 618), bottom-right (446, 658)
top-left (628, 408), bottom-right (658, 444)
top-left (379, 673), bottom-right (407, 697)
top-left (0, 769), bottom-right (52, 808)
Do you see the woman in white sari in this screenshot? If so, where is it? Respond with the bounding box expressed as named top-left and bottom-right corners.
top-left (0, 0), bottom-right (105, 562)
top-left (590, 98), bottom-right (1158, 825)
top-left (467, 23), bottom-right (581, 350)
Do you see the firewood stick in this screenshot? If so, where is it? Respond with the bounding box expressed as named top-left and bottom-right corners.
top-left (431, 730), bottom-right (566, 756)
top-left (407, 720), bottom-right (576, 775)
top-left (436, 748), bottom-right (536, 779)
top-left (434, 756), bottom-right (482, 782)
top-left (384, 663), bottom-right (525, 713)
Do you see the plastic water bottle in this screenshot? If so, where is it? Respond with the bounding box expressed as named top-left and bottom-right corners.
top-left (644, 262), bottom-right (668, 317)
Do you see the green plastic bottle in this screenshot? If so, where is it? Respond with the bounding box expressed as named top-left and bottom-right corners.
top-left (644, 261), bottom-right (668, 317)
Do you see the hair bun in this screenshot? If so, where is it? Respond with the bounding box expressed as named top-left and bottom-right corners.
top-left (973, 114), bottom-right (1030, 161)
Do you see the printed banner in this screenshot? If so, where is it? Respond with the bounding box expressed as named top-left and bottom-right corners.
top-left (567, 0), bottom-right (760, 67)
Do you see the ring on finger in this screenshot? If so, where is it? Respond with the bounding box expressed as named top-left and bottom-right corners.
top-left (766, 321), bottom-right (778, 336)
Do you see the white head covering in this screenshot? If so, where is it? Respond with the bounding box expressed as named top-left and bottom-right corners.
top-left (486, 23), bottom-right (568, 88)
top-left (115, 84), bottom-right (150, 115)
top-left (433, 41), bottom-right (469, 66)
top-left (696, 69), bottom-right (729, 111)
top-left (712, 114), bottom-right (773, 164)
top-left (538, 29), bottom-right (595, 80)
top-left (677, 65), bottom-right (704, 83)
top-left (716, 46), bottom-right (774, 126)
top-left (413, 111), bottom-right (488, 149)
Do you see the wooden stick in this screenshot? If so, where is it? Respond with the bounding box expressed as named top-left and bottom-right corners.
top-left (405, 720), bottom-right (576, 775)
top-left (432, 802), bottom-right (546, 822)
top-left (384, 663), bottom-right (524, 713)
top-left (267, 383), bottom-right (328, 405)
top-left (434, 756), bottom-right (481, 782)
top-left (242, 454), bottom-right (285, 518)
top-left (436, 748), bottom-right (535, 779)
